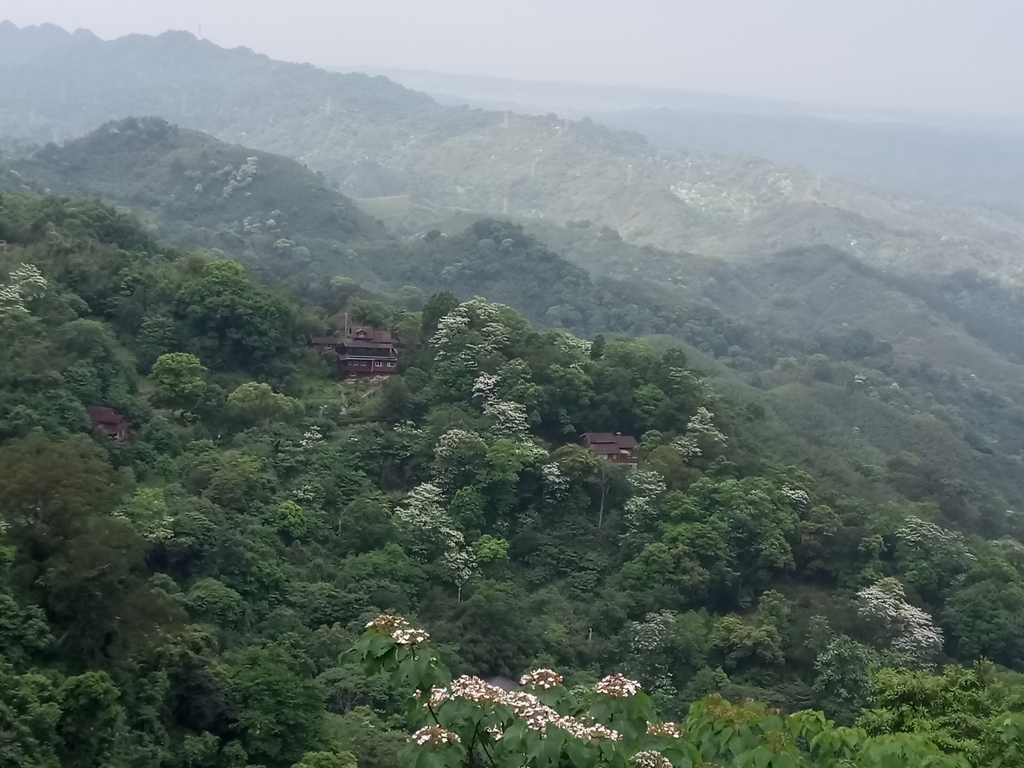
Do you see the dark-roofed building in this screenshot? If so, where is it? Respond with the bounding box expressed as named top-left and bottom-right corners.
top-left (311, 336), bottom-right (343, 354)
top-left (335, 326), bottom-right (400, 379)
top-left (87, 406), bottom-right (135, 443)
top-left (582, 432), bottom-right (639, 466)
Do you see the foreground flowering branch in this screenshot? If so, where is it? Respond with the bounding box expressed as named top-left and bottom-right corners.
top-left (344, 615), bottom-right (968, 768)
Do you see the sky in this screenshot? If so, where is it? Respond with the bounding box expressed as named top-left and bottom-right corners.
top-left (2, 0), bottom-right (1023, 116)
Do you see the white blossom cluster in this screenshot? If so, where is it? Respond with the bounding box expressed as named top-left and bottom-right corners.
top-left (290, 483), bottom-right (322, 506)
top-left (520, 669), bottom-right (563, 689)
top-left (299, 425), bottom-right (324, 448)
top-left (484, 400), bottom-right (531, 441)
top-left (632, 751), bottom-right (673, 768)
top-left (624, 470), bottom-right (666, 540)
top-left (221, 157), bottom-right (259, 198)
top-left (430, 299), bottom-right (510, 364)
top-left (0, 263), bottom-right (47, 317)
top-left (625, 611), bottom-right (676, 692)
top-left (395, 482), bottom-right (478, 591)
top-left (896, 516), bottom-right (976, 564)
top-left (780, 486), bottom-right (811, 508)
top-left (647, 722), bottom-right (684, 739)
top-left (365, 615), bottom-right (431, 648)
top-left (541, 462), bottom-right (569, 502)
top-left (671, 407), bottom-right (726, 460)
top-left (366, 614), bottom-right (411, 632)
top-left (627, 610), bottom-right (675, 655)
top-left (856, 578), bottom-right (943, 666)
top-left (472, 372), bottom-right (533, 443)
top-left (433, 429), bottom-right (487, 488)
top-left (551, 330), bottom-right (592, 357)
top-left (395, 483), bottom-right (463, 550)
top-left (440, 548), bottom-right (478, 591)
top-left (409, 725), bottom-right (460, 749)
top-left (425, 675), bottom-right (622, 741)
top-left (594, 674), bottom-right (643, 698)
top-left (392, 628), bottom-right (431, 647)
top-left (472, 372), bottom-right (500, 403)
top-left (241, 215), bottom-right (278, 234)
top-left (629, 470), bottom-right (667, 499)
top-left (393, 421), bottom-right (425, 437)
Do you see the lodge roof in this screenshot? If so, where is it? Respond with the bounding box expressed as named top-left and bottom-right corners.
top-left (582, 432), bottom-right (638, 450)
top-left (87, 406), bottom-right (129, 426)
top-left (347, 326), bottom-right (396, 345)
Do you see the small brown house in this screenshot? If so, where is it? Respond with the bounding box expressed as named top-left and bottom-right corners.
top-left (87, 406), bottom-right (135, 443)
top-left (582, 432), bottom-right (639, 466)
top-left (335, 326), bottom-right (400, 379)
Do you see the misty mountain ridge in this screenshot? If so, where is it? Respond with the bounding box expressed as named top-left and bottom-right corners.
top-left (4, 19), bottom-right (1024, 289)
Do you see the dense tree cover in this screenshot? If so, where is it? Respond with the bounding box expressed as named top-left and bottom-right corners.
top-left (5, 193), bottom-right (1024, 767)
top-left (9, 119), bottom-right (1024, 533)
top-left (346, 617), bottom-right (1024, 768)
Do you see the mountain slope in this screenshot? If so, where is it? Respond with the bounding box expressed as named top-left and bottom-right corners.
top-left (3, 22), bottom-right (1024, 287)
top-left (2, 116), bottom-right (388, 270)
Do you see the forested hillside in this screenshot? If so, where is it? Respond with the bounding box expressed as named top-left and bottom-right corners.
top-left (5, 192), bottom-right (1024, 766)
top-left (6, 119), bottom-right (1024, 523)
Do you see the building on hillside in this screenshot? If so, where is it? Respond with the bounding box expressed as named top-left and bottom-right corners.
top-left (87, 406), bottom-right (135, 443)
top-left (334, 325), bottom-right (400, 379)
top-left (311, 335), bottom-right (343, 355)
top-left (581, 432), bottom-right (639, 466)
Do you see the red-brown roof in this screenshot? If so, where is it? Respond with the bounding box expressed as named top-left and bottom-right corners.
top-left (347, 326), bottom-right (395, 345)
top-left (87, 406), bottom-right (128, 426)
top-left (582, 433), bottom-right (638, 449)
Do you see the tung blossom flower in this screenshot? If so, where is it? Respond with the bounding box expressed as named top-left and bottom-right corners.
top-left (594, 674), bottom-right (642, 698)
top-left (392, 628), bottom-right (431, 647)
top-left (366, 614), bottom-right (410, 632)
top-left (520, 669), bottom-right (564, 689)
top-left (409, 725), bottom-right (460, 749)
top-left (632, 751), bottom-right (673, 768)
top-left (647, 722), bottom-right (684, 739)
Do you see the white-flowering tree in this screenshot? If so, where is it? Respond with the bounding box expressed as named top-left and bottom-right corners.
top-left (625, 610), bottom-right (679, 695)
top-left (0, 263), bottom-right (47, 317)
top-left (394, 483), bottom-right (461, 554)
top-left (432, 429), bottom-right (488, 491)
top-left (430, 298), bottom-right (513, 365)
top-left (671, 407), bottom-right (726, 460)
top-left (541, 461), bottom-right (569, 503)
top-left (856, 578), bottom-right (943, 668)
top-left (894, 516), bottom-right (976, 600)
top-left (624, 470), bottom-right (667, 545)
top-left (394, 483), bottom-right (477, 600)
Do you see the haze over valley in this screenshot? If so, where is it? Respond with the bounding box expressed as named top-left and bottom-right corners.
top-left (3, 9), bottom-right (1024, 768)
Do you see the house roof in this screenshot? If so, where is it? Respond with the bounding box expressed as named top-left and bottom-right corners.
top-left (583, 432), bottom-right (638, 449)
top-left (348, 326), bottom-right (395, 344)
top-left (87, 406), bottom-right (128, 426)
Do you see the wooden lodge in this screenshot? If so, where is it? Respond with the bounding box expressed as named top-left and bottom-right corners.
top-left (581, 432), bottom-right (639, 466)
top-left (313, 326), bottom-right (400, 380)
top-left (87, 406), bottom-right (136, 443)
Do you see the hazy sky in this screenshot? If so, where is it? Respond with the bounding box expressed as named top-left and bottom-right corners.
top-left (3, 0), bottom-right (1023, 116)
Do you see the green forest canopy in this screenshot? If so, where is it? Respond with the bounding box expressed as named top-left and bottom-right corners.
top-left (5, 192), bottom-right (1024, 767)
